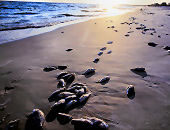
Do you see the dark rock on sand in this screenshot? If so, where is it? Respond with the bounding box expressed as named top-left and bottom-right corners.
top-left (64, 99), bottom-right (78, 112)
top-left (93, 58), bottom-right (100, 63)
top-left (56, 113), bottom-right (72, 125)
top-left (57, 79), bottom-right (65, 88)
top-left (107, 41), bottom-right (113, 44)
top-left (4, 86), bottom-right (15, 92)
top-left (82, 68), bottom-right (96, 76)
top-left (163, 46), bottom-right (170, 50)
top-left (127, 85), bottom-right (135, 99)
top-left (43, 66), bottom-right (57, 72)
top-left (25, 109), bottom-right (45, 130)
top-left (57, 72), bottom-right (69, 80)
top-left (57, 65), bottom-right (67, 70)
top-left (5, 119), bottom-right (20, 130)
top-left (107, 50), bottom-right (112, 54)
top-left (96, 76), bottom-right (110, 85)
top-left (48, 88), bottom-right (66, 102)
top-left (71, 118), bottom-right (93, 130)
top-left (66, 49), bottom-right (73, 52)
top-left (148, 42), bottom-right (158, 47)
top-left (125, 34), bottom-right (130, 37)
top-left (78, 93), bottom-right (91, 104)
top-left (62, 73), bottom-right (76, 85)
top-left (98, 52), bottom-right (103, 56)
top-left (131, 67), bottom-right (145, 72)
top-left (46, 99), bottom-right (66, 122)
top-left (71, 116), bottom-right (108, 130)
top-left (100, 47), bottom-right (106, 51)
top-left (131, 67), bottom-right (147, 77)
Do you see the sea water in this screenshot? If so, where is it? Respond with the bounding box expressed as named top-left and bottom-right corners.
top-left (0, 1), bottom-right (135, 44)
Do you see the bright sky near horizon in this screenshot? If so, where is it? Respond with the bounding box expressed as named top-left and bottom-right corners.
top-left (5, 0), bottom-right (170, 5)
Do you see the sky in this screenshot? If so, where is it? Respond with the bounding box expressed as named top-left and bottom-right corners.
top-left (5, 0), bottom-right (170, 5)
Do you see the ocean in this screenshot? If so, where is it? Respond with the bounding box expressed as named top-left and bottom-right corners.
top-left (0, 1), bottom-right (135, 44)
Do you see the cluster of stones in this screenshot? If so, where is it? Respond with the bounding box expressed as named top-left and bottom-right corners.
top-left (23, 67), bottom-right (109, 130)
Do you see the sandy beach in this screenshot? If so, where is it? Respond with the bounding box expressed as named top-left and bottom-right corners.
top-left (0, 6), bottom-right (170, 130)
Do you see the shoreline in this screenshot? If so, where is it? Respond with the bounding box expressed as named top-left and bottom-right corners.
top-left (0, 6), bottom-right (170, 130)
top-left (0, 7), bottom-right (136, 45)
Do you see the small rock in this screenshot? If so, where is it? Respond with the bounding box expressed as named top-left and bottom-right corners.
top-left (57, 79), bottom-right (65, 88)
top-left (131, 67), bottom-right (145, 72)
top-left (98, 52), bottom-right (103, 56)
top-left (100, 47), bottom-right (106, 51)
top-left (127, 85), bottom-right (135, 99)
top-left (93, 58), bottom-right (100, 63)
top-left (163, 46), bottom-right (170, 50)
top-left (46, 99), bottom-right (66, 122)
top-left (82, 68), bottom-right (95, 76)
top-left (57, 72), bottom-right (69, 80)
top-left (107, 41), bottom-right (113, 44)
top-left (125, 34), bottom-right (129, 37)
top-left (57, 65), bottom-right (67, 70)
top-left (107, 50), bottom-right (112, 54)
top-left (43, 66), bottom-right (57, 72)
top-left (4, 86), bottom-right (15, 92)
top-left (66, 49), bottom-right (73, 52)
top-left (57, 113), bottom-right (72, 125)
top-left (96, 76), bottom-right (110, 85)
top-left (25, 109), bottom-right (45, 130)
top-left (148, 42), bottom-right (158, 47)
top-left (48, 88), bottom-right (66, 102)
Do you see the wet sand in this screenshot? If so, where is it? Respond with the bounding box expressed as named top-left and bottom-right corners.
top-left (0, 7), bottom-right (170, 130)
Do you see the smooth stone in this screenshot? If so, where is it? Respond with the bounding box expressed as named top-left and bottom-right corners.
top-left (163, 46), bottom-right (170, 50)
top-left (127, 85), bottom-right (135, 99)
top-left (48, 88), bottom-right (66, 102)
top-left (96, 76), bottom-right (110, 85)
top-left (43, 66), bottom-right (57, 72)
top-left (57, 79), bottom-right (65, 88)
top-left (25, 109), bottom-right (45, 130)
top-left (57, 113), bottom-right (72, 125)
top-left (98, 52), bottom-right (103, 56)
top-left (107, 41), bottom-right (113, 44)
top-left (148, 42), bottom-right (158, 47)
top-left (57, 65), bottom-right (67, 70)
top-left (57, 72), bottom-right (69, 80)
top-left (82, 68), bottom-right (95, 76)
top-left (93, 58), bottom-right (100, 63)
top-left (66, 49), bottom-right (73, 52)
top-left (46, 99), bottom-right (66, 122)
top-left (107, 50), bottom-right (112, 54)
top-left (100, 47), bottom-right (106, 51)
